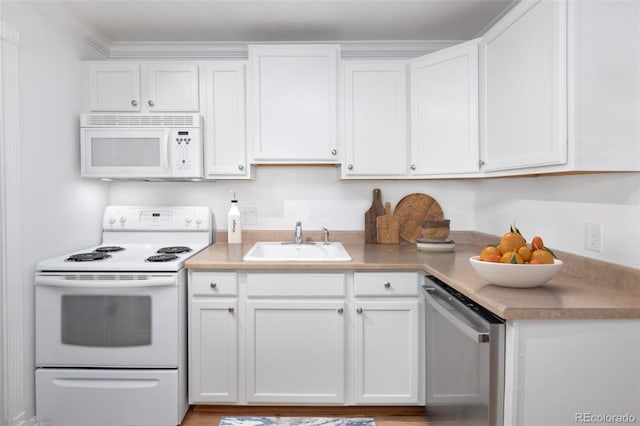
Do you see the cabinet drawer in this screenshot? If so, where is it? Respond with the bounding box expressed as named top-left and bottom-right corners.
top-left (190, 272), bottom-right (237, 297)
top-left (354, 272), bottom-right (419, 296)
top-left (247, 273), bottom-right (346, 297)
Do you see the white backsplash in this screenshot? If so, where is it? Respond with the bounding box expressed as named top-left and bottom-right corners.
top-left (108, 168), bottom-right (640, 269)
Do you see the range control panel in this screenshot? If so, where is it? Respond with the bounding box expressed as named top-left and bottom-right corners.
top-left (103, 206), bottom-right (211, 231)
top-left (170, 128), bottom-right (203, 178)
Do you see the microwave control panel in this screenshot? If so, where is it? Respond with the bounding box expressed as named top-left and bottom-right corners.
top-left (170, 128), bottom-right (203, 178)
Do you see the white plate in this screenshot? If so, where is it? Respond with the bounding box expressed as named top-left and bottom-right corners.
top-left (417, 240), bottom-right (455, 252)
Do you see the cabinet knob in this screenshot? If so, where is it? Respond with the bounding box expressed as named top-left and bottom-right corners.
top-left (331, 149), bottom-right (337, 156)
top-left (479, 160), bottom-right (486, 166)
top-left (357, 307), bottom-right (363, 314)
top-left (337, 307), bottom-right (344, 314)
top-left (410, 164), bottom-right (416, 170)
top-left (131, 100), bottom-right (138, 107)
top-left (148, 100), bottom-right (155, 107)
top-left (210, 282), bottom-right (217, 289)
top-left (238, 164), bottom-right (244, 170)
top-left (347, 164), bottom-right (353, 170)
top-left (384, 282), bottom-right (391, 289)
top-left (228, 307), bottom-right (235, 313)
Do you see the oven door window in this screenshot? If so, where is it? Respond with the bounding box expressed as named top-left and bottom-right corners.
top-left (61, 295), bottom-right (151, 347)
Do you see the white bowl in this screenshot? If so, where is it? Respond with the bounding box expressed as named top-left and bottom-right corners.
top-left (469, 256), bottom-right (563, 288)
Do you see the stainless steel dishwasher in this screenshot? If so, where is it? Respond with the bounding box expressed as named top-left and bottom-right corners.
top-left (422, 275), bottom-right (505, 426)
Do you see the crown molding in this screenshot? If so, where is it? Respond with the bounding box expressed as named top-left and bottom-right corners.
top-left (32, 2), bottom-right (111, 58)
top-left (108, 40), bottom-right (461, 59)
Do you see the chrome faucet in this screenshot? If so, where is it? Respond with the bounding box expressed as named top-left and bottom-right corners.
top-left (322, 227), bottom-right (330, 244)
top-left (294, 221), bottom-right (303, 244)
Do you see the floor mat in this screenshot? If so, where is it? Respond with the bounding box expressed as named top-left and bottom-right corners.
top-left (219, 417), bottom-right (376, 426)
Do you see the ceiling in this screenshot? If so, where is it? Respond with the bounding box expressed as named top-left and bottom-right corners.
top-left (39, 0), bottom-right (516, 44)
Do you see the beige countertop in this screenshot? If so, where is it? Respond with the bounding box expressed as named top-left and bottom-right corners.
top-left (186, 232), bottom-right (640, 320)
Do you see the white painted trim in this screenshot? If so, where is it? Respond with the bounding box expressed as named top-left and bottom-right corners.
top-left (1, 19), bottom-right (27, 426)
top-left (108, 40), bottom-right (460, 59)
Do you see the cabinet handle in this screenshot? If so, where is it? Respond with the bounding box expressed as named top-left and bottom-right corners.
top-left (210, 282), bottom-right (217, 289)
top-left (238, 164), bottom-right (244, 170)
top-left (347, 164), bottom-right (353, 170)
top-left (356, 307), bottom-right (363, 314)
top-left (337, 308), bottom-right (344, 314)
top-left (148, 100), bottom-right (155, 107)
top-left (331, 149), bottom-right (337, 156)
top-left (131, 100), bottom-right (138, 107)
top-left (410, 164), bottom-right (416, 170)
top-left (228, 307), bottom-right (235, 313)
top-left (384, 282), bottom-right (391, 289)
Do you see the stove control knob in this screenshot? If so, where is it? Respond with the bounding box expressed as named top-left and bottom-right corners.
top-left (185, 217), bottom-right (193, 225)
top-left (195, 217), bottom-right (203, 225)
top-left (119, 216), bottom-right (127, 224)
top-left (108, 216), bottom-right (116, 225)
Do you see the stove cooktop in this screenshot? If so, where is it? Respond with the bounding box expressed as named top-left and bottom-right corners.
top-left (37, 242), bottom-right (209, 272)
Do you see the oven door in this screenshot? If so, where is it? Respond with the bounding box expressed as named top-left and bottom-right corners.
top-left (81, 127), bottom-right (171, 178)
top-left (35, 272), bottom-right (184, 368)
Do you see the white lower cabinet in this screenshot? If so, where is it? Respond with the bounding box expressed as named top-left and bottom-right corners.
top-left (187, 270), bottom-right (424, 405)
top-left (246, 300), bottom-right (346, 403)
top-left (353, 272), bottom-right (421, 404)
top-left (188, 272), bottom-right (238, 404)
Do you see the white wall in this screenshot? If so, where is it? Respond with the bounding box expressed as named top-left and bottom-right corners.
top-left (110, 169), bottom-right (640, 269)
top-left (475, 173), bottom-right (640, 269)
top-left (3, 1), bottom-right (109, 420)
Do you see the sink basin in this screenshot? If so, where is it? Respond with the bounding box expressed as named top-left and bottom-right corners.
top-left (243, 241), bottom-right (352, 262)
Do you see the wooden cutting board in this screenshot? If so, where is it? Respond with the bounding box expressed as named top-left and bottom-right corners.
top-left (364, 189), bottom-right (386, 243)
top-left (376, 202), bottom-right (400, 244)
top-left (393, 193), bottom-right (444, 243)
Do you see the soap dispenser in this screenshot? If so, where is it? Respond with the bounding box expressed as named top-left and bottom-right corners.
top-left (227, 191), bottom-right (242, 244)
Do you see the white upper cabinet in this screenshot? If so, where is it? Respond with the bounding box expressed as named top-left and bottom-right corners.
top-left (480, 0), bottom-right (567, 172)
top-left (201, 62), bottom-right (251, 179)
top-left (87, 62), bottom-right (199, 112)
top-left (88, 62), bottom-right (141, 112)
top-left (341, 61), bottom-right (408, 178)
top-left (410, 39), bottom-right (480, 176)
top-left (248, 45), bottom-right (340, 164)
top-left (480, 0), bottom-right (640, 175)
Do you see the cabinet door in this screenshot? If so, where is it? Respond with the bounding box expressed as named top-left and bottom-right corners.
top-left (202, 62), bottom-right (250, 178)
top-left (88, 62), bottom-right (140, 112)
top-left (245, 300), bottom-right (345, 403)
top-left (142, 63), bottom-right (199, 112)
top-left (188, 299), bottom-right (237, 403)
top-left (249, 45), bottom-right (339, 163)
top-left (353, 300), bottom-right (419, 404)
top-left (341, 61), bottom-right (408, 177)
top-left (410, 39), bottom-right (480, 175)
top-left (480, 0), bottom-right (567, 171)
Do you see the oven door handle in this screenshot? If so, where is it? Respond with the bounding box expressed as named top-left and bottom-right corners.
top-left (35, 276), bottom-right (176, 288)
top-left (424, 291), bottom-right (490, 343)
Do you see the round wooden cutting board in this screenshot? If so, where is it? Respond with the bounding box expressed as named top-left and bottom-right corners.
top-left (393, 193), bottom-right (444, 243)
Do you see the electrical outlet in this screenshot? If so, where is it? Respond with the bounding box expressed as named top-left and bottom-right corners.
top-left (241, 207), bottom-right (257, 225)
top-left (585, 222), bottom-right (602, 252)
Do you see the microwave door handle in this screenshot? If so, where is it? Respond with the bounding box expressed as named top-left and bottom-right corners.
top-left (35, 276), bottom-right (176, 288)
top-left (424, 291), bottom-right (490, 343)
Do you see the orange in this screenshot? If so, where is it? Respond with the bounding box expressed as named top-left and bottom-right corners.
top-left (530, 249), bottom-right (554, 264)
top-left (484, 254), bottom-right (501, 263)
top-left (480, 245), bottom-right (500, 261)
top-left (531, 236), bottom-right (544, 251)
top-left (517, 246), bottom-right (532, 262)
top-left (499, 231), bottom-right (526, 255)
top-left (500, 251), bottom-right (524, 264)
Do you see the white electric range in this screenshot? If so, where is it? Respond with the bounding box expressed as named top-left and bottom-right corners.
top-left (35, 206), bottom-right (213, 426)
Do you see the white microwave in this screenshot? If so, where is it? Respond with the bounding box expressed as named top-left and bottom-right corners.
top-left (80, 114), bottom-right (203, 180)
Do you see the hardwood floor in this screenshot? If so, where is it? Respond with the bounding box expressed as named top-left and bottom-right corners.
top-left (181, 406), bottom-right (432, 426)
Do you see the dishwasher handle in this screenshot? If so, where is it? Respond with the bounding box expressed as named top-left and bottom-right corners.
top-left (424, 290), bottom-right (490, 343)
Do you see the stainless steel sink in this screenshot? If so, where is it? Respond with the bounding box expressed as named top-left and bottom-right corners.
top-left (243, 241), bottom-right (352, 262)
